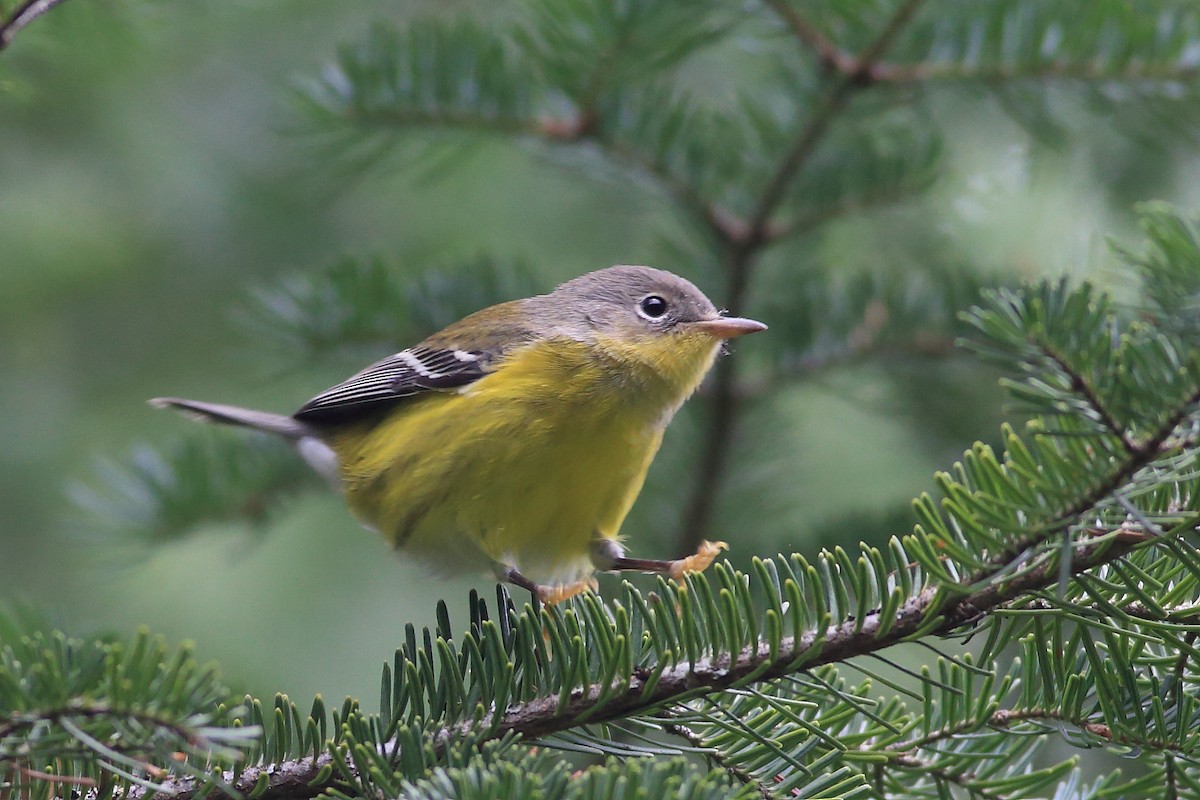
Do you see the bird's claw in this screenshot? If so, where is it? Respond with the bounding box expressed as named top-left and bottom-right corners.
top-left (668, 540), bottom-right (728, 581)
top-left (538, 576), bottom-right (599, 605)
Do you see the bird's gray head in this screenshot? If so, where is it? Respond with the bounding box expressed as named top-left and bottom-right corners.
top-left (528, 264), bottom-right (766, 399)
top-left (533, 265), bottom-right (743, 342)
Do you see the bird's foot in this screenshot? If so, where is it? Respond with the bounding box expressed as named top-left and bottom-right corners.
top-left (667, 540), bottom-right (728, 581)
top-left (538, 576), bottom-right (599, 605)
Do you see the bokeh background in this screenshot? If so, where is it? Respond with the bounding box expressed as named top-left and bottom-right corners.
top-left (2, 1), bottom-right (1198, 708)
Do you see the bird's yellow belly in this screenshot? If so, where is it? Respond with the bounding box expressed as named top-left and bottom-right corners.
top-left (326, 341), bottom-right (674, 584)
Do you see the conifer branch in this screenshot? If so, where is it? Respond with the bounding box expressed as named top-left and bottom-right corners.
top-left (763, 0), bottom-right (858, 79)
top-left (658, 712), bottom-right (774, 800)
top-left (1037, 341), bottom-right (1139, 456)
top-left (888, 755), bottom-right (1005, 800)
top-left (765, 0), bottom-right (1200, 86)
top-left (677, 0), bottom-right (927, 555)
top-left (1172, 629), bottom-right (1199, 705)
top-left (978, 382), bottom-right (1200, 576)
top-left (581, 127), bottom-right (737, 249)
top-left (748, 0), bottom-right (925, 240)
top-left (888, 705), bottom-right (1192, 758)
top-left (478, 530), bottom-right (1163, 744)
top-left (139, 513), bottom-right (1189, 800)
top-left (877, 59), bottom-right (1200, 85)
top-left (990, 708), bottom-right (1191, 755)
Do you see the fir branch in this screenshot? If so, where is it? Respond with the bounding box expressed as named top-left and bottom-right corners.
top-left (582, 122), bottom-right (739, 249)
top-left (976, 381), bottom-right (1200, 579)
top-left (676, 0), bottom-right (927, 556)
top-left (136, 521), bottom-right (1182, 800)
top-left (888, 754), bottom-right (1005, 800)
top-left (1172, 629), bottom-right (1199, 706)
top-left (1037, 341), bottom-right (1139, 456)
top-left (887, 705), bottom-right (1191, 758)
top-left (477, 529), bottom-right (1169, 747)
top-left (207, 755), bottom-right (335, 800)
top-left (748, 0), bottom-right (927, 241)
top-left (763, 0), bottom-right (859, 79)
top-left (0, 0), bottom-right (69, 50)
top-left (658, 711), bottom-right (774, 800)
top-left (766, 1), bottom-right (1200, 86)
top-left (989, 708), bottom-right (1191, 756)
top-left (0, 703), bottom-right (204, 749)
top-left (883, 58), bottom-right (1200, 85)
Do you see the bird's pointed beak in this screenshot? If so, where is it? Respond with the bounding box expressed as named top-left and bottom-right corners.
top-left (692, 316), bottom-right (768, 339)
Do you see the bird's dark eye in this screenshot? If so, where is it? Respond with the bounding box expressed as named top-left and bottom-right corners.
top-left (639, 294), bottom-right (669, 319)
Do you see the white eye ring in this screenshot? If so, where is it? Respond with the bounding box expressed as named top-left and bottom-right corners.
top-left (638, 294), bottom-right (669, 320)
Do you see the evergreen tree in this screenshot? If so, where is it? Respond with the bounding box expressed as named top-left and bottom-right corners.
top-left (5, 2), bottom-right (1200, 798)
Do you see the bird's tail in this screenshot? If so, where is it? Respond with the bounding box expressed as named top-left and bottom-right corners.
top-left (149, 397), bottom-right (342, 487)
top-left (148, 397), bottom-right (313, 439)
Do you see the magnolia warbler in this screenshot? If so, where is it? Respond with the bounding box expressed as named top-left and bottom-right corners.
top-left (152, 265), bottom-right (766, 602)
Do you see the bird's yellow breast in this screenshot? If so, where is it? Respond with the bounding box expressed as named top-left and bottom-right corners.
top-left (325, 332), bottom-right (720, 583)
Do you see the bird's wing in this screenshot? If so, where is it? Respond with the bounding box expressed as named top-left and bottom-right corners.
top-left (293, 301), bottom-right (535, 423)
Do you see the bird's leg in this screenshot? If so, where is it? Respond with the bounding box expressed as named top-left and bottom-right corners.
top-left (495, 563), bottom-right (597, 605)
top-left (591, 537), bottom-right (729, 581)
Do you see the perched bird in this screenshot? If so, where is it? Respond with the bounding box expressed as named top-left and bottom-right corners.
top-left (152, 265), bottom-right (766, 602)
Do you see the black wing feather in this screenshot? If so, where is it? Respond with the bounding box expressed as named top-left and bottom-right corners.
top-left (292, 298), bottom-right (537, 424)
top-left (293, 345), bottom-right (487, 423)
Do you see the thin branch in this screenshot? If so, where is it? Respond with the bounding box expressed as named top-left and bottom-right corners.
top-left (330, 108), bottom-right (539, 138)
top-left (324, 106), bottom-right (738, 245)
top-left (1038, 341), bottom-right (1140, 456)
top-left (1172, 629), bottom-right (1199, 707)
top-left (658, 710), bottom-right (774, 800)
top-left (763, 0), bottom-right (858, 77)
top-left (889, 705), bottom-right (1191, 758)
top-left (582, 129), bottom-right (741, 249)
top-left (675, 0), bottom-right (927, 556)
top-left (888, 755), bottom-right (1003, 800)
top-left (975, 382), bottom-right (1200, 577)
top-left (764, 1), bottom-right (1200, 86)
top-left (8, 766), bottom-right (94, 786)
top-left (0, 0), bottom-right (70, 50)
top-left (882, 58), bottom-right (1200, 85)
top-left (0, 704), bottom-right (210, 751)
top-left (1019, 596), bottom-right (1200, 626)
top-left (748, 0), bottom-right (927, 242)
top-left (990, 708), bottom-right (1190, 755)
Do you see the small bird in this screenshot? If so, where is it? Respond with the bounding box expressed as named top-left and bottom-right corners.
top-left (152, 265), bottom-right (766, 602)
